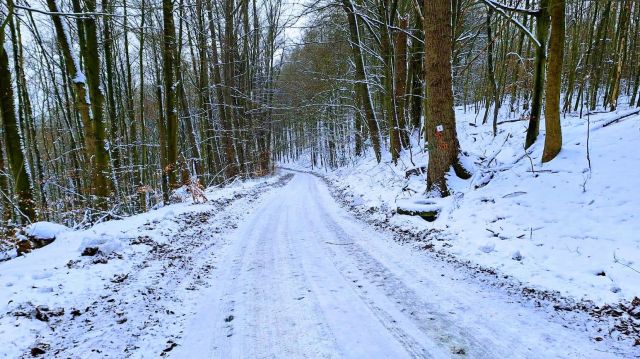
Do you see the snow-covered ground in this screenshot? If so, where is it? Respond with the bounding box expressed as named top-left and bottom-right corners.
top-left (0, 169), bottom-right (637, 357)
top-left (293, 106), bottom-right (640, 305)
top-left (1, 107), bottom-right (638, 358)
top-left (285, 106), bottom-right (640, 346)
top-left (0, 175), bottom-right (292, 358)
top-left (171, 172), bottom-right (631, 359)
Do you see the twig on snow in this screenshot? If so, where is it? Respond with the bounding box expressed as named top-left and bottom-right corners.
top-left (613, 252), bottom-right (640, 275)
top-left (325, 241), bottom-right (353, 246)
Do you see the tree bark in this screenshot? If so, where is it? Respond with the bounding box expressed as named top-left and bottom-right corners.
top-left (607, 0), bottom-right (631, 111)
top-left (0, 27), bottom-right (37, 223)
top-left (221, 0), bottom-right (241, 178)
top-left (0, 136), bottom-right (13, 225)
top-left (524, 0), bottom-right (549, 149)
top-left (83, 0), bottom-right (113, 209)
top-left (343, 0), bottom-right (382, 162)
top-left (162, 0), bottom-right (179, 192)
top-left (407, 2), bottom-right (424, 134)
top-left (423, 0), bottom-right (469, 196)
top-left (394, 16), bottom-right (409, 149)
top-left (46, 0), bottom-right (112, 210)
top-left (541, 0), bottom-right (565, 163)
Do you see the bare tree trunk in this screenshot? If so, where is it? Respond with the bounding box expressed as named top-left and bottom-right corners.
top-left (423, 0), bottom-right (470, 196)
top-left (46, 0), bottom-right (112, 210)
top-left (379, 0), bottom-right (401, 164)
top-left (162, 0), bottom-right (179, 193)
top-left (588, 1), bottom-right (611, 110)
top-left (103, 0), bottom-right (120, 181)
top-left (541, 0), bottom-right (565, 163)
top-left (84, 0), bottom-right (113, 209)
top-left (0, 137), bottom-right (13, 225)
top-left (137, 0), bottom-right (148, 211)
top-left (221, 0), bottom-right (241, 179)
top-left (8, 4), bottom-right (47, 211)
top-left (195, 0), bottom-right (212, 182)
top-left (408, 2), bottom-right (424, 134)
top-left (525, 0), bottom-right (549, 149)
top-left (175, 0), bottom-right (202, 183)
top-left (394, 16), bottom-right (410, 149)
top-left (205, 0), bottom-right (236, 180)
top-left (152, 33), bottom-right (170, 203)
top-left (484, 8), bottom-right (500, 137)
top-left (343, 0), bottom-right (382, 162)
top-left (0, 23), bottom-right (37, 223)
top-left (607, 0), bottom-right (631, 111)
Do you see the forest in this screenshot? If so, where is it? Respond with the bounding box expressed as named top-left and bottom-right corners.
top-left (0, 0), bottom-right (638, 227)
top-left (1, 0), bottom-right (640, 356)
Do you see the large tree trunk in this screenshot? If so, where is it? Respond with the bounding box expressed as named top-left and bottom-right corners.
top-left (46, 0), bottom-right (112, 210)
top-left (162, 0), bottom-right (179, 192)
top-left (394, 16), bottom-right (410, 149)
top-left (379, 0), bottom-right (400, 164)
top-left (84, 0), bottom-right (113, 209)
top-left (222, 0), bottom-right (241, 179)
top-left (541, 0), bottom-right (565, 163)
top-left (423, 0), bottom-right (469, 196)
top-left (205, 0), bottom-right (236, 180)
top-left (407, 3), bottom-right (424, 134)
top-left (607, 0), bottom-right (631, 111)
top-left (343, 0), bottom-right (382, 163)
top-left (0, 33), bottom-right (37, 223)
top-left (524, 0), bottom-right (549, 149)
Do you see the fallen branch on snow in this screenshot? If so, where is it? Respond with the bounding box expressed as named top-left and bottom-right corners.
top-left (592, 107), bottom-right (640, 130)
top-left (614, 252), bottom-right (640, 275)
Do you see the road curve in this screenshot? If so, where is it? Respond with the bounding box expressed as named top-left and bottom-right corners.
top-left (172, 172), bottom-right (621, 359)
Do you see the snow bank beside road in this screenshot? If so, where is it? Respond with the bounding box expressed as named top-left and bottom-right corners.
top-left (0, 175), bottom-right (288, 358)
top-left (287, 107), bottom-right (640, 307)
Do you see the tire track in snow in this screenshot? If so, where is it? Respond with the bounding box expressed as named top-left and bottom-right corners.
top-left (303, 171), bottom-right (619, 359)
top-left (174, 172), bottom-right (623, 359)
top-left (174, 183), bottom-right (338, 358)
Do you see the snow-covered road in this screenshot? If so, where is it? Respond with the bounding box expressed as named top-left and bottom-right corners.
top-left (172, 172), bottom-right (623, 359)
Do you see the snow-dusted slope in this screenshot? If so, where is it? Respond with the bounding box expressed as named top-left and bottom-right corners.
top-left (0, 176), bottom-right (290, 358)
top-left (2, 171), bottom-right (633, 358)
top-left (173, 172), bottom-right (627, 358)
top-left (300, 107), bottom-right (640, 308)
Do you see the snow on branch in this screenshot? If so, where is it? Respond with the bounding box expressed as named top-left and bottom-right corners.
top-left (13, 4), bottom-right (128, 18)
top-left (590, 107), bottom-right (640, 131)
top-left (479, 0), bottom-right (541, 48)
top-left (481, 0), bottom-right (539, 16)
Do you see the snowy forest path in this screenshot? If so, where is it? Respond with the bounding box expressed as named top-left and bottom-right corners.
top-left (171, 172), bottom-right (623, 359)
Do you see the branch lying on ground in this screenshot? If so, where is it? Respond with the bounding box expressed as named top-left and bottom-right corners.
top-left (614, 252), bottom-right (640, 275)
top-left (592, 107), bottom-right (640, 130)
